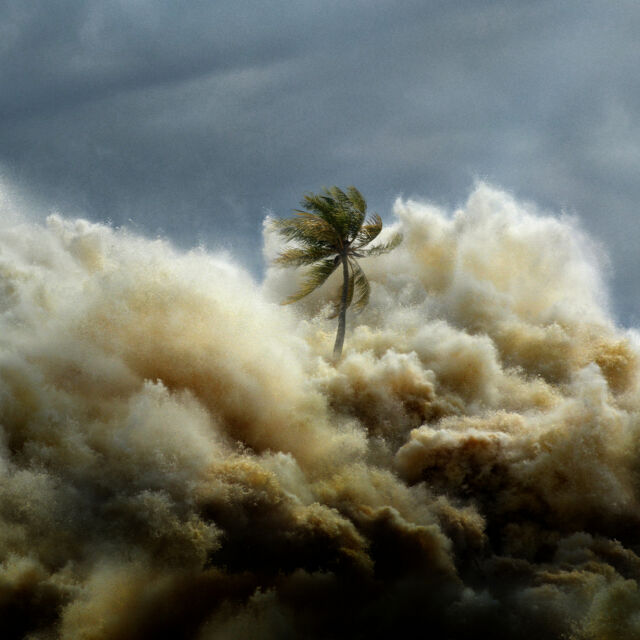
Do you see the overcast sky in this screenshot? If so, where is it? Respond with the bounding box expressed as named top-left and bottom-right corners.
top-left (2, 1), bottom-right (640, 323)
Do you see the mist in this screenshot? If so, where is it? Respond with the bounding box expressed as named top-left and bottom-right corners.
top-left (1, 182), bottom-right (639, 638)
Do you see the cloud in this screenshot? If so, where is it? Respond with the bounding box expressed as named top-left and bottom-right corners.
top-left (2, 1), bottom-right (640, 322)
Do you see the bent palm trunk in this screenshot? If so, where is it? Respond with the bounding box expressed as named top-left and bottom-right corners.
top-left (333, 255), bottom-right (349, 359)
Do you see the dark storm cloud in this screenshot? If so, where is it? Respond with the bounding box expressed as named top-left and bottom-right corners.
top-left (1, 0), bottom-right (640, 321)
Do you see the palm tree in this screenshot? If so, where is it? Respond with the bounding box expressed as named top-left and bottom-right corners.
top-left (271, 186), bottom-right (402, 359)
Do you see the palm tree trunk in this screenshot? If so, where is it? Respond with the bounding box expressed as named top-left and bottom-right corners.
top-left (333, 255), bottom-right (349, 359)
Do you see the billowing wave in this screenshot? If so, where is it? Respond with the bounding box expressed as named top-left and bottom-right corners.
top-left (1, 183), bottom-right (638, 639)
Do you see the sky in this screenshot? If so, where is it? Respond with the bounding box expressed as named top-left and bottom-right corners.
top-left (4, 4), bottom-right (640, 635)
top-left (2, 0), bottom-right (640, 323)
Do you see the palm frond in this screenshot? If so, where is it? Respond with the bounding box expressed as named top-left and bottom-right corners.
top-left (358, 232), bottom-right (403, 257)
top-left (346, 264), bottom-right (355, 309)
top-left (305, 187), bottom-right (367, 243)
top-left (344, 186), bottom-right (367, 241)
top-left (324, 186), bottom-right (367, 241)
top-left (328, 186), bottom-right (352, 218)
top-left (300, 192), bottom-right (349, 243)
top-left (300, 192), bottom-right (336, 219)
top-left (274, 246), bottom-right (336, 267)
top-left (346, 186), bottom-right (366, 215)
top-left (290, 210), bottom-right (344, 246)
top-left (271, 215), bottom-right (339, 248)
top-left (352, 213), bottom-right (383, 248)
top-left (282, 257), bottom-right (339, 305)
top-left (349, 258), bottom-right (370, 312)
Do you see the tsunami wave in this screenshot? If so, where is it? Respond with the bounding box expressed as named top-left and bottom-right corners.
top-left (0, 183), bottom-right (639, 639)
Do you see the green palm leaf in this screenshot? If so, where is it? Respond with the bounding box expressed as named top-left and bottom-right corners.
top-left (346, 186), bottom-right (366, 216)
top-left (300, 192), bottom-right (349, 244)
top-left (325, 186), bottom-right (367, 241)
top-left (271, 215), bottom-right (338, 247)
top-left (328, 187), bottom-right (360, 240)
top-left (353, 214), bottom-right (383, 248)
top-left (282, 257), bottom-right (339, 304)
top-left (349, 258), bottom-right (370, 312)
top-left (274, 246), bottom-right (335, 267)
top-left (358, 232), bottom-right (403, 257)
